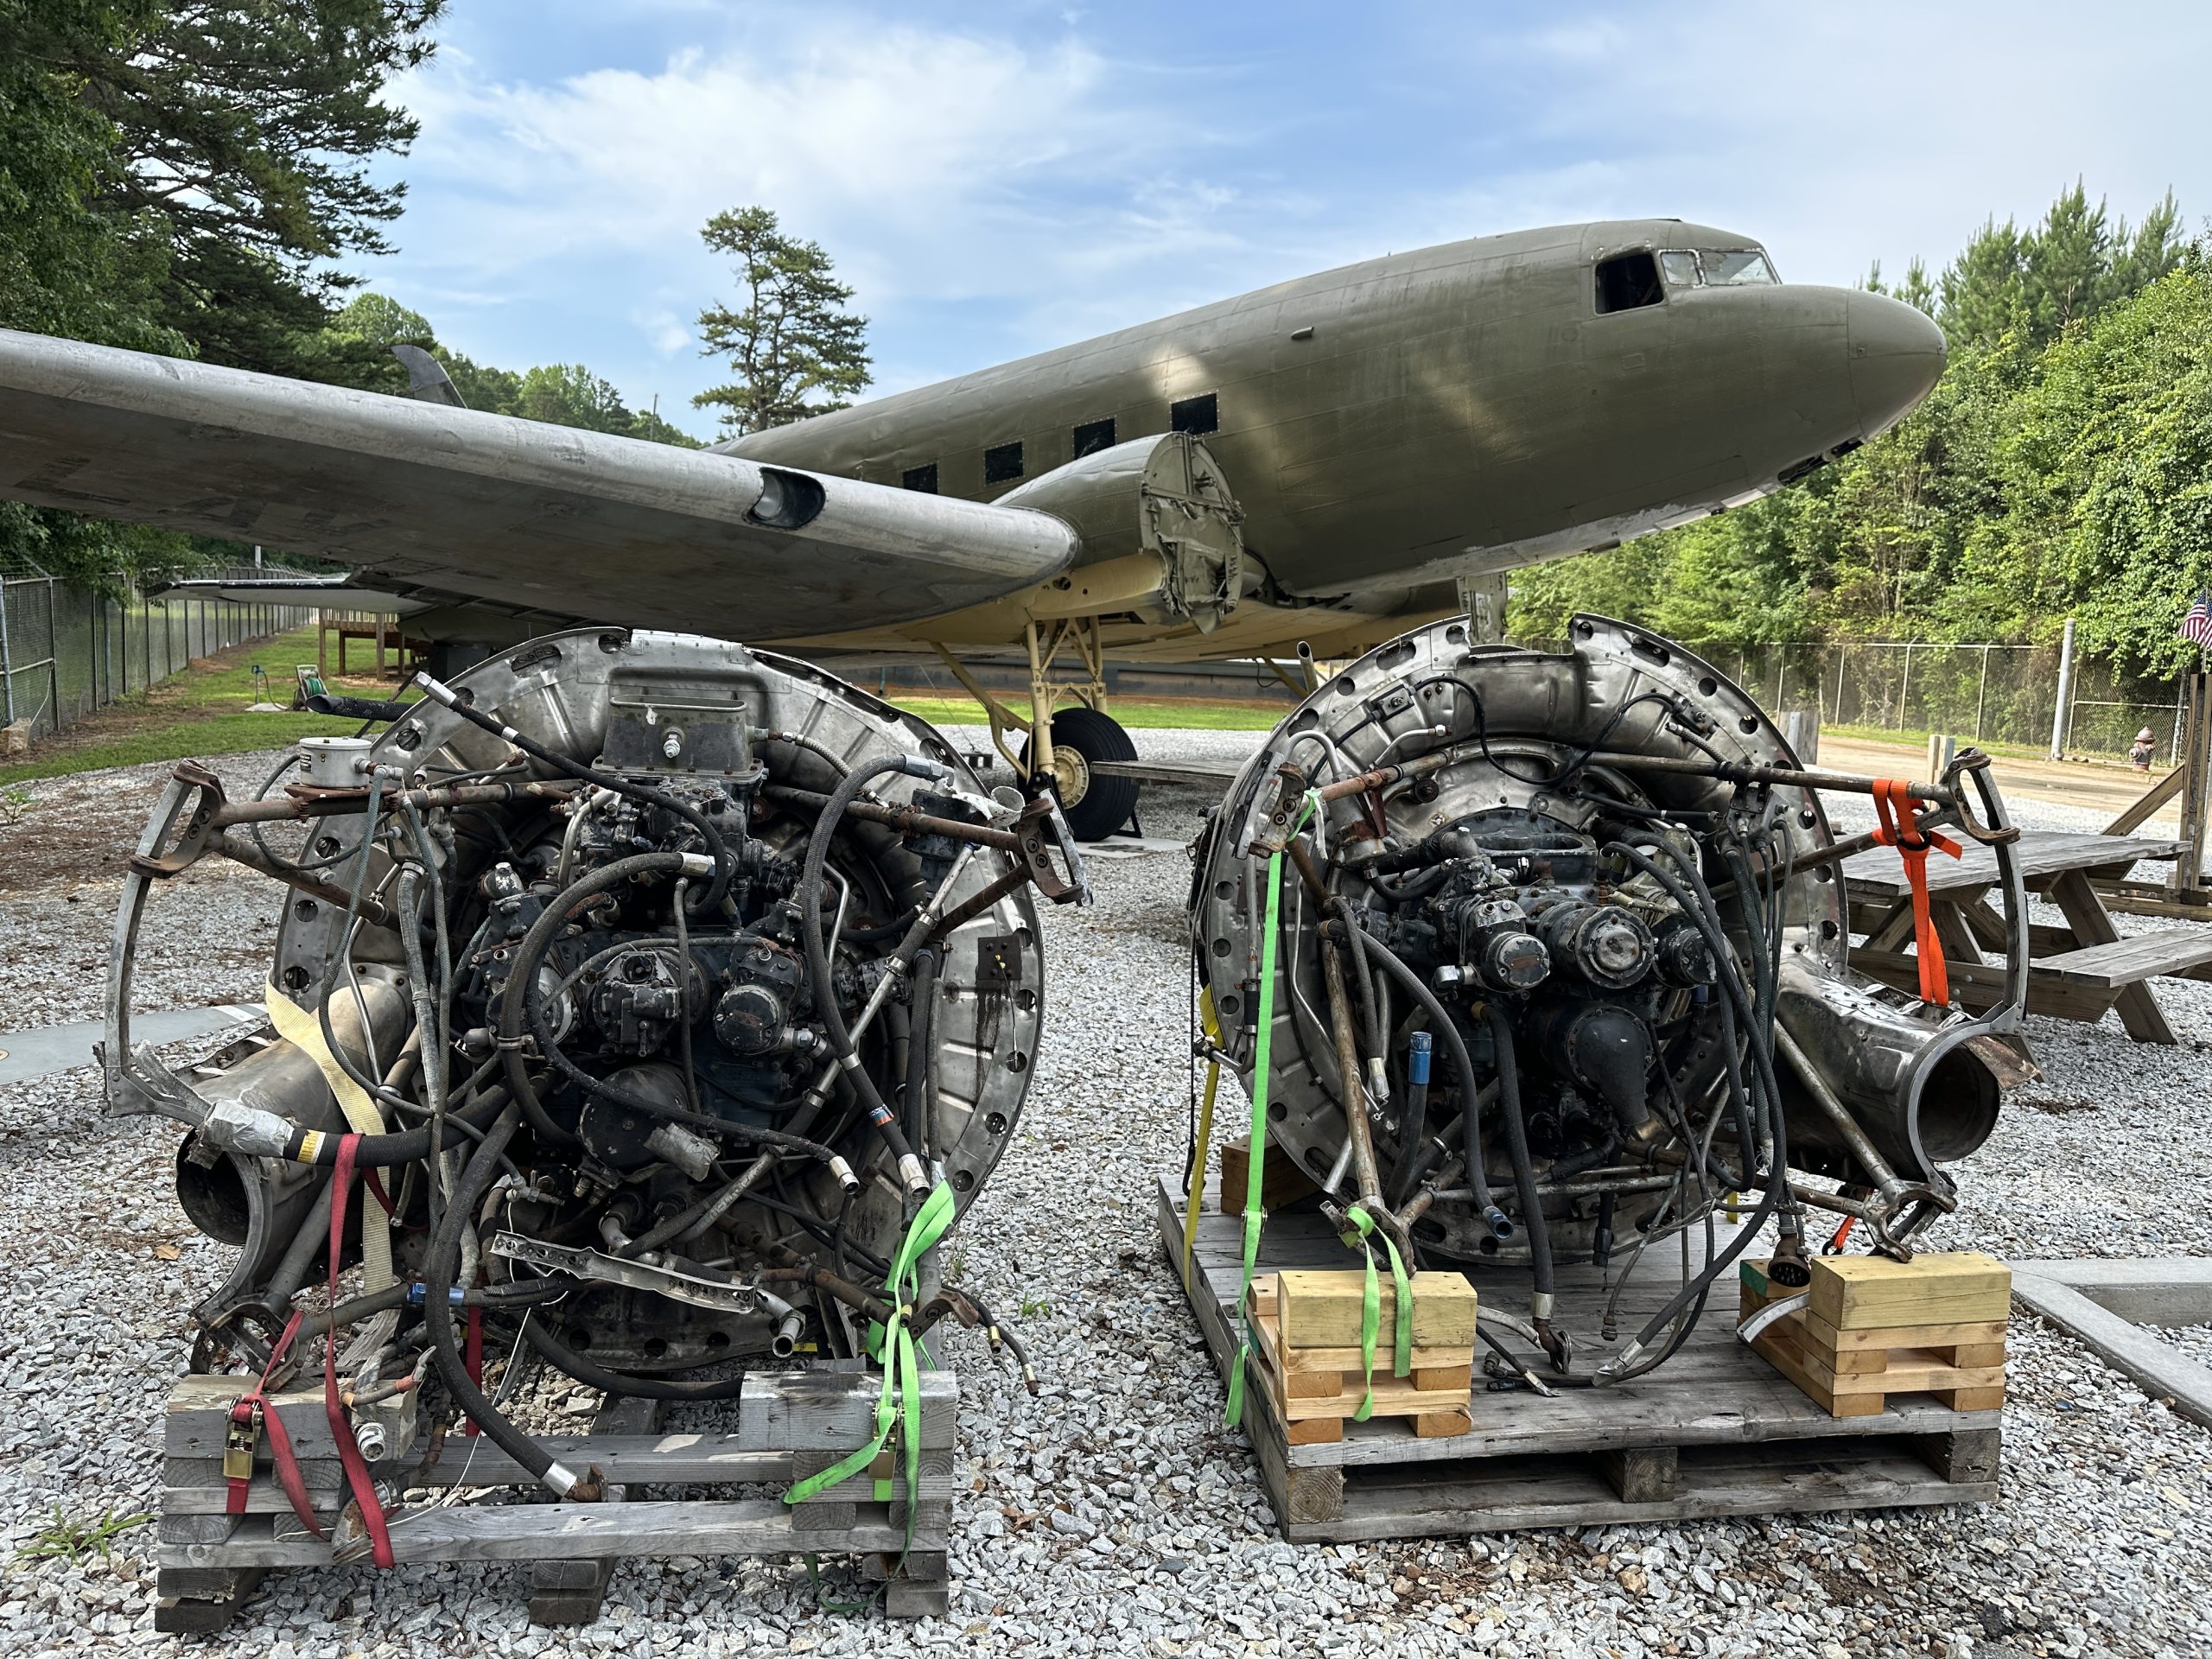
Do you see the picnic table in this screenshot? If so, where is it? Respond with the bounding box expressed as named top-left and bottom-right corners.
top-left (1842, 830), bottom-right (2212, 1045)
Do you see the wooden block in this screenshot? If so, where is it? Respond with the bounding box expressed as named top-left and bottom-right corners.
top-left (1413, 1364), bottom-right (1472, 1393)
top-left (159, 1513), bottom-right (244, 1546)
top-left (1274, 1270), bottom-right (1478, 1351)
top-left (1413, 1408), bottom-right (1472, 1439)
top-left (789, 1500), bottom-right (858, 1533)
top-left (1809, 1252), bottom-right (2011, 1331)
top-left (1933, 1386), bottom-right (2006, 1412)
top-left (863, 1548), bottom-right (950, 1581)
top-left (1249, 1309), bottom-right (1471, 1420)
top-left (1286, 1417), bottom-right (1344, 1446)
top-left (1913, 1427), bottom-right (2002, 1484)
top-left (1801, 1310), bottom-right (2009, 1355)
top-left (1286, 1370), bottom-right (1344, 1400)
top-left (1279, 1466), bottom-right (1345, 1527)
top-left (736, 1368), bottom-right (957, 1452)
top-left (1945, 1343), bottom-right (2007, 1370)
top-left (1598, 1445), bottom-right (1679, 1503)
top-left (164, 1376), bottom-right (341, 1460)
top-left (153, 1567), bottom-right (266, 1637)
top-left (1219, 1135), bottom-right (1321, 1216)
top-left (1241, 1282), bottom-right (1470, 1372)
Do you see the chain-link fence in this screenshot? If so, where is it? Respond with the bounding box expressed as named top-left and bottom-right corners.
top-left (1527, 634), bottom-right (2184, 762)
top-left (1, 557), bottom-right (313, 741)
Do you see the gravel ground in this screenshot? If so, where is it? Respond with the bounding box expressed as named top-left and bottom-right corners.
top-left (1, 730), bottom-right (2208, 1657)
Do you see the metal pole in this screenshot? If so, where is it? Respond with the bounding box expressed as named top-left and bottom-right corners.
top-left (2050, 616), bottom-right (2077, 760)
top-left (1974, 644), bottom-right (1989, 741)
top-left (1895, 643), bottom-right (1912, 732)
top-left (0, 576), bottom-right (14, 728)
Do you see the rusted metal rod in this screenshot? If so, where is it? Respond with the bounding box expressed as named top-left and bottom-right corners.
top-left (214, 833), bottom-right (395, 927)
top-left (761, 783), bottom-right (1022, 852)
top-left (212, 778), bottom-right (582, 826)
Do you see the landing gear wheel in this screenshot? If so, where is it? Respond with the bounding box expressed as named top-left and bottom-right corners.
top-left (1022, 707), bottom-right (1139, 842)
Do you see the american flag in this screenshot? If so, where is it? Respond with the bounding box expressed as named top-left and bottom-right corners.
top-left (2185, 593), bottom-right (2212, 649)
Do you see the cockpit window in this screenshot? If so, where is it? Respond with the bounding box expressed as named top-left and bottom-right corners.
top-left (1660, 247), bottom-right (1781, 289)
top-left (1595, 251), bottom-right (1664, 314)
top-left (1700, 248), bottom-right (1778, 286)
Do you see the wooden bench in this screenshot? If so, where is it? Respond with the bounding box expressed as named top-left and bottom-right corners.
top-left (1853, 925), bottom-right (2212, 1026)
top-left (1843, 831), bottom-right (2205, 1043)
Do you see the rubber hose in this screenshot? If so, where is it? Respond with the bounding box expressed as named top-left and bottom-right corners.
top-left (1355, 936), bottom-right (1509, 1230)
top-left (280, 1087), bottom-right (510, 1169)
top-left (1599, 842), bottom-right (1794, 1354)
top-left (903, 946), bottom-right (938, 1160)
top-left (1484, 1003), bottom-right (1554, 1314)
top-left (798, 755), bottom-right (928, 1192)
top-left (499, 852), bottom-right (851, 1173)
top-left (422, 1106), bottom-right (585, 1496)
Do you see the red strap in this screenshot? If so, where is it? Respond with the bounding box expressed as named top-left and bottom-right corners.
top-left (1869, 779), bottom-right (1963, 1007)
top-left (326, 1133), bottom-right (397, 1567)
top-left (463, 1306), bottom-right (485, 1438)
top-left (228, 1309), bottom-right (325, 1537)
top-left (361, 1166), bottom-right (397, 1217)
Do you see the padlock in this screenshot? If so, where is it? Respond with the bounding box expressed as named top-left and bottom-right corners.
top-left (223, 1402), bottom-right (261, 1482)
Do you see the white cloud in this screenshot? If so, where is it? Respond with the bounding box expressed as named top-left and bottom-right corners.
top-left (359, 0), bottom-right (2212, 432)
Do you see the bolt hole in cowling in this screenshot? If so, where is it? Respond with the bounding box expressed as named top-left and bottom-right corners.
top-left (1189, 615), bottom-right (2015, 1372)
top-left (119, 629), bottom-right (1049, 1408)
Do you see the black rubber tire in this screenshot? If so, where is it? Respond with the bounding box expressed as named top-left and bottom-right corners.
top-left (1026, 706), bottom-right (1140, 841)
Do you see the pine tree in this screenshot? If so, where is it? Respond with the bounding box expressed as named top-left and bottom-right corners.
top-left (692, 207), bottom-right (872, 436)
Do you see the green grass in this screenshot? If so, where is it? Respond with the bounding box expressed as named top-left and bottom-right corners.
top-left (17, 1505), bottom-right (149, 1566)
top-left (887, 695), bottom-right (1286, 733)
top-left (0, 626), bottom-right (376, 785)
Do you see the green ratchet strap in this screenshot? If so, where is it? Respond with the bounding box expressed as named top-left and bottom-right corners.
top-left (786, 1181), bottom-right (957, 1559)
top-left (1226, 792), bottom-right (1316, 1429)
top-left (1340, 1204), bottom-right (1414, 1421)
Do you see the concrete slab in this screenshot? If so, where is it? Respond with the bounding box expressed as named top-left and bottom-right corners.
top-left (0, 1005), bottom-right (264, 1086)
top-left (2011, 1258), bottom-right (2212, 1430)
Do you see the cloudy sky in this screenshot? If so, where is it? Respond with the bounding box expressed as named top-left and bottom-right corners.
top-left (358, 1), bottom-right (2212, 438)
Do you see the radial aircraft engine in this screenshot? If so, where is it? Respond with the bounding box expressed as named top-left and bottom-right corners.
top-left (1190, 615), bottom-right (2029, 1380)
top-left (105, 629), bottom-right (1082, 1484)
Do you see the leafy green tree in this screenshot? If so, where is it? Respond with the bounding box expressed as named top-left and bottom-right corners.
top-left (60, 0), bottom-right (447, 383)
top-left (693, 206), bottom-right (871, 435)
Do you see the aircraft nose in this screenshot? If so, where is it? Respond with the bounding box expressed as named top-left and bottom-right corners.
top-left (1845, 289), bottom-right (1946, 435)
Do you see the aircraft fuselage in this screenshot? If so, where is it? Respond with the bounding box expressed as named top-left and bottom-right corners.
top-left (728, 219), bottom-right (1944, 655)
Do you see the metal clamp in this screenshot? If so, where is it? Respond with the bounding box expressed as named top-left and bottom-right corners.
top-left (487, 1232), bottom-right (763, 1314)
top-left (126, 762), bottom-right (229, 878)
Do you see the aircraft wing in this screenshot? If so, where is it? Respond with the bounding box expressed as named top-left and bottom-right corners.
top-left (0, 329), bottom-right (1077, 639)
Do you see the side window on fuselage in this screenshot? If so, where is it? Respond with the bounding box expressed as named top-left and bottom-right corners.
top-left (1170, 393), bottom-right (1218, 435)
top-left (983, 442), bottom-right (1025, 484)
top-left (1594, 252), bottom-right (1664, 315)
top-left (902, 462), bottom-right (938, 493)
top-left (1072, 417), bottom-right (1116, 459)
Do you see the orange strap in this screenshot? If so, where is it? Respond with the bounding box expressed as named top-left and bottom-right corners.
top-left (1869, 779), bottom-right (1963, 1007)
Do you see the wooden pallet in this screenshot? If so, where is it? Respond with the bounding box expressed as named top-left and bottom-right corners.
top-left (1159, 1173), bottom-right (2000, 1543)
top-left (153, 1363), bottom-right (956, 1631)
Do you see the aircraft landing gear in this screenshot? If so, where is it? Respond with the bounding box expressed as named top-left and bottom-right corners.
top-left (928, 616), bottom-right (1142, 842)
top-left (1022, 705), bottom-right (1138, 842)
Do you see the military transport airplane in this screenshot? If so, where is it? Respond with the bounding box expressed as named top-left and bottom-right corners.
top-left (0, 218), bottom-right (1943, 835)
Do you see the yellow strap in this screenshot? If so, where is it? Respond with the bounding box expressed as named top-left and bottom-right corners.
top-left (1179, 988), bottom-right (1223, 1294)
top-left (264, 982), bottom-right (394, 1290)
